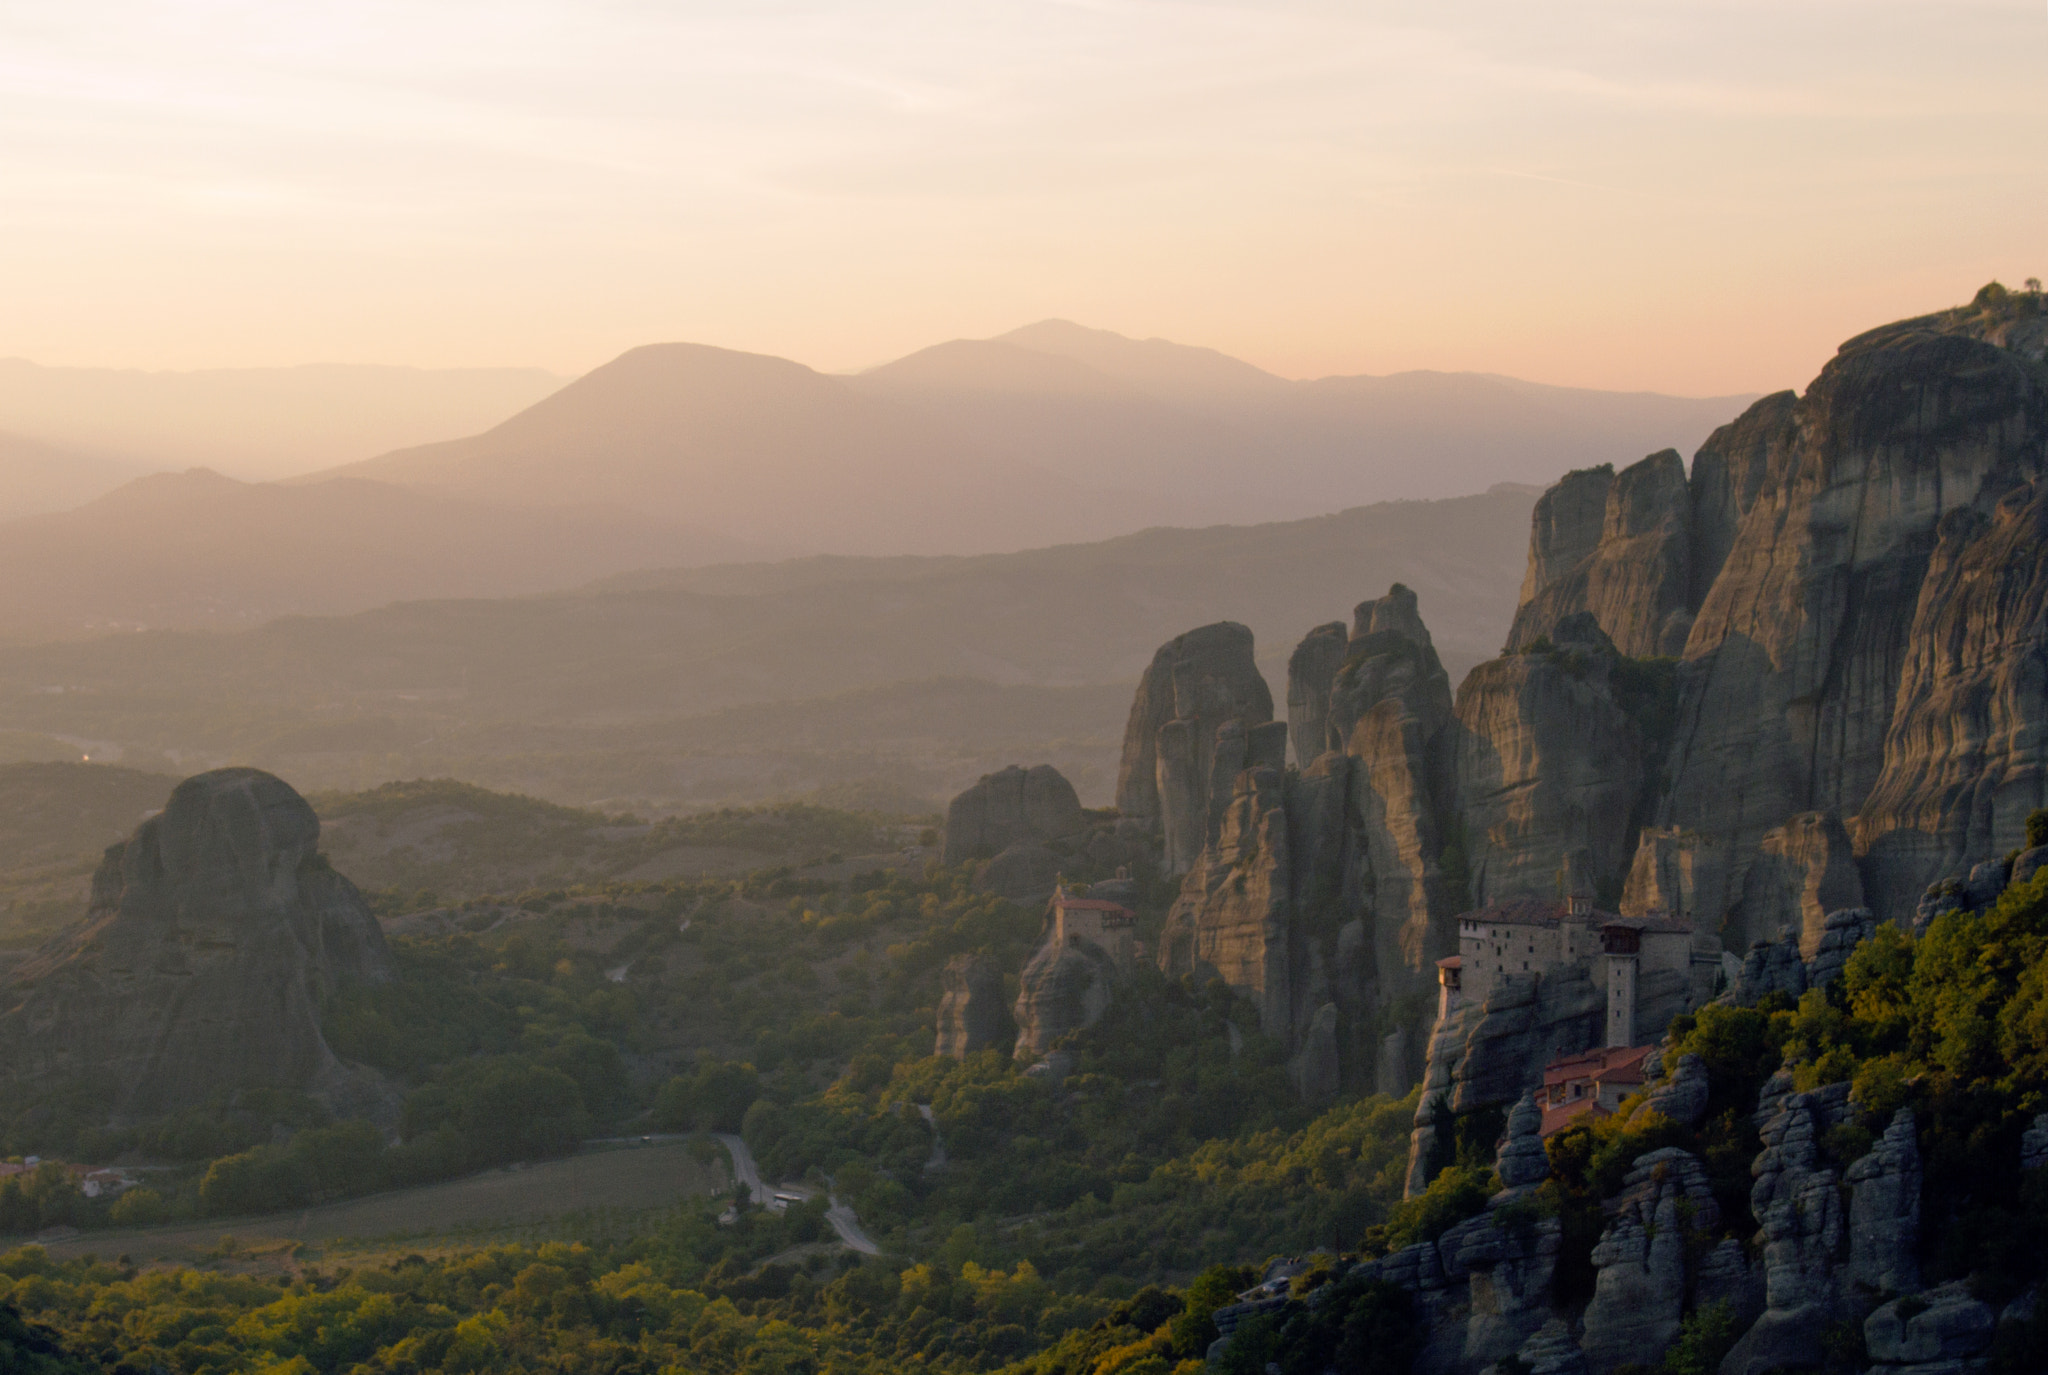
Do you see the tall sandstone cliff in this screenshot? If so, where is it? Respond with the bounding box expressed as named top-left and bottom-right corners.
top-left (0, 767), bottom-right (394, 1119)
top-left (1148, 587), bottom-right (1458, 1094)
top-left (1499, 288), bottom-right (2048, 940)
top-left (1114, 621), bottom-right (1275, 876)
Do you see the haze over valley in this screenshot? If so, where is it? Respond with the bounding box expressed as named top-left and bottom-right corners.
top-left (4, 5), bottom-right (2046, 1374)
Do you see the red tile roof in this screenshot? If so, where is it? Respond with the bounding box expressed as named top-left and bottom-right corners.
top-left (1542, 1044), bottom-right (1653, 1089)
top-left (1540, 1097), bottom-right (1611, 1137)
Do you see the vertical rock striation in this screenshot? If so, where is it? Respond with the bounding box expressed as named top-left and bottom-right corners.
top-left (1452, 613), bottom-right (1645, 906)
top-left (1507, 450), bottom-right (1694, 658)
top-left (1657, 318), bottom-right (2048, 943)
top-left (1855, 480), bottom-right (2048, 921)
top-left (1286, 620), bottom-right (1349, 765)
top-left (1115, 621), bottom-right (1273, 876)
top-left (935, 953), bottom-right (1012, 1059)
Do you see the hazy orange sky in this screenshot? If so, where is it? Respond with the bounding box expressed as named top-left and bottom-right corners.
top-left (2, 1), bottom-right (2043, 395)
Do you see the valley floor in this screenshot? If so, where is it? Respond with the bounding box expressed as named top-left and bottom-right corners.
top-left (34, 1140), bottom-right (726, 1267)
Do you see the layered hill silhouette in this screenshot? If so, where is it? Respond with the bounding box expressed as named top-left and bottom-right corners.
top-left (0, 429), bottom-right (148, 520)
top-left (0, 487), bottom-right (1537, 809)
top-left (0, 322), bottom-right (1753, 638)
top-left (0, 469), bottom-right (746, 639)
top-left (324, 322), bottom-right (1756, 538)
top-left (0, 357), bottom-right (566, 485)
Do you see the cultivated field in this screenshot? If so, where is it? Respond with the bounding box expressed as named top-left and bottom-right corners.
top-left (37, 1140), bottom-right (728, 1267)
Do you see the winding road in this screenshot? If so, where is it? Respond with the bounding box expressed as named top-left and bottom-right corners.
top-left (715, 1133), bottom-right (880, 1256)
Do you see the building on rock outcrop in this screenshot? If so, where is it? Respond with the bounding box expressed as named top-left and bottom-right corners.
top-left (1010, 878), bottom-right (1142, 1067)
top-left (1406, 883), bottom-right (1717, 1195)
top-left (0, 767), bottom-right (395, 1122)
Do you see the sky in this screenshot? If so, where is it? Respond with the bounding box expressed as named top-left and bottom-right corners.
top-left (0, 0), bottom-right (2043, 395)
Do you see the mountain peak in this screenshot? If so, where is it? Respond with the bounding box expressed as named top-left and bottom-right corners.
top-left (993, 320), bottom-right (1288, 399)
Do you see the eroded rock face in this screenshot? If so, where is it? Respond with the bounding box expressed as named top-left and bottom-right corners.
top-left (972, 843), bottom-right (1062, 904)
top-left (1864, 1281), bottom-right (1997, 1373)
top-left (1286, 620), bottom-right (1349, 765)
top-left (1581, 1148), bottom-right (1720, 1375)
top-left (1336, 587), bottom-right (1457, 999)
top-left (935, 954), bottom-right (1011, 1059)
top-left (1157, 587), bottom-right (1460, 1094)
top-left (1846, 1107), bottom-right (1923, 1298)
top-left (1721, 1091), bottom-right (1848, 1375)
top-left (1114, 622), bottom-right (1274, 875)
top-left (1856, 480), bottom-right (2048, 922)
top-left (1407, 960), bottom-right (1697, 1197)
top-left (1011, 934), bottom-right (1118, 1063)
top-left (1453, 614), bottom-right (1645, 906)
top-left (1509, 450), bottom-right (1695, 658)
top-left (1741, 811), bottom-right (1865, 956)
top-left (941, 764), bottom-right (1084, 867)
top-left (0, 768), bottom-right (393, 1119)
top-left (1511, 464), bottom-right (1614, 646)
top-left (1659, 322), bottom-right (2048, 943)
top-left (1158, 766), bottom-right (1303, 1044)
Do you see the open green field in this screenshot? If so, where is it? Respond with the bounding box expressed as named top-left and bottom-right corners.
top-left (37, 1140), bottom-right (728, 1266)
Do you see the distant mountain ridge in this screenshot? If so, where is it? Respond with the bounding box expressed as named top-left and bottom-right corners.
top-left (0, 358), bottom-right (568, 484)
top-left (0, 321), bottom-right (1754, 638)
top-left (315, 320), bottom-right (1755, 546)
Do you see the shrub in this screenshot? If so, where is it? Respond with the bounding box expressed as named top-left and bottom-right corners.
top-left (106, 1190), bottom-right (166, 1227)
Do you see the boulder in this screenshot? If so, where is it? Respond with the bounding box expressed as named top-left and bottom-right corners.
top-left (1114, 621), bottom-right (1273, 875)
top-left (0, 767), bottom-right (393, 1120)
top-left (1492, 1091), bottom-right (1550, 1195)
top-left (941, 764), bottom-right (1083, 867)
top-left (1729, 939), bottom-right (1806, 1006)
top-left (2013, 845), bottom-right (2048, 888)
top-left (934, 954), bottom-right (1011, 1059)
top-left (1963, 857), bottom-right (2013, 911)
top-left (1807, 907), bottom-right (1876, 990)
top-left (1644, 1052), bottom-right (1710, 1127)
top-left (2022, 1112), bottom-right (2048, 1171)
top-left (1864, 1281), bottom-right (1996, 1372)
top-left (1286, 620), bottom-right (1349, 765)
top-left (1515, 1318), bottom-right (1589, 1375)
